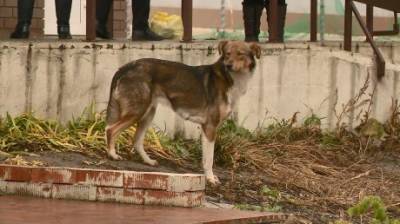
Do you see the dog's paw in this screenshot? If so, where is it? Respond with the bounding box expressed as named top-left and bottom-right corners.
top-left (108, 152), bottom-right (123, 160)
top-left (206, 175), bottom-right (221, 185)
top-left (144, 159), bottom-right (159, 166)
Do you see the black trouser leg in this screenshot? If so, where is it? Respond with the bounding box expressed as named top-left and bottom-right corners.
top-left (10, 0), bottom-right (35, 38)
top-left (55, 0), bottom-right (72, 39)
top-left (17, 0), bottom-right (35, 25)
top-left (242, 0), bottom-right (264, 42)
top-left (96, 0), bottom-right (113, 39)
top-left (132, 0), bottom-right (150, 31)
top-left (55, 0), bottom-right (72, 26)
top-left (97, 0), bottom-right (113, 26)
top-left (265, 0), bottom-right (287, 42)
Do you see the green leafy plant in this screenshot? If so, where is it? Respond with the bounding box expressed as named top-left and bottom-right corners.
top-left (347, 196), bottom-right (400, 224)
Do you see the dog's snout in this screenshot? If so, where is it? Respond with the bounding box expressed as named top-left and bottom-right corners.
top-left (226, 64), bottom-right (233, 70)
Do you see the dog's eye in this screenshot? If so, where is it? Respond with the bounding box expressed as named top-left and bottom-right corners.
top-left (225, 52), bottom-right (231, 56)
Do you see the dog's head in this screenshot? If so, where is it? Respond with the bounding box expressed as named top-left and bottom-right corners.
top-left (218, 41), bottom-right (261, 73)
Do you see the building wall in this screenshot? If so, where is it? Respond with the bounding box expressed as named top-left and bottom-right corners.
top-left (0, 0), bottom-right (44, 38)
top-left (0, 0), bottom-right (127, 39)
top-left (112, 0), bottom-right (128, 38)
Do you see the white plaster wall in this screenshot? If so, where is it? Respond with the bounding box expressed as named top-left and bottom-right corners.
top-left (0, 41), bottom-right (400, 138)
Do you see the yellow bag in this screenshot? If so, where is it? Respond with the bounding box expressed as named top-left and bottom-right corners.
top-left (150, 12), bottom-right (183, 39)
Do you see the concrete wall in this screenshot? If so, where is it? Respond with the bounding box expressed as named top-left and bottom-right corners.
top-left (0, 41), bottom-right (400, 138)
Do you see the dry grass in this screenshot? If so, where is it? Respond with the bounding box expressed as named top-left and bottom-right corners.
top-left (1, 110), bottom-right (399, 223)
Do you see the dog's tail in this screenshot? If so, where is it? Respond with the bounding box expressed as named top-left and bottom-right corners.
top-left (106, 61), bottom-right (137, 124)
top-left (109, 61), bottom-right (137, 94)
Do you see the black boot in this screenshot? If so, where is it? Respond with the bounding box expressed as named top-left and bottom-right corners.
top-left (96, 25), bottom-right (111, 39)
top-left (96, 0), bottom-right (112, 39)
top-left (132, 28), bottom-right (164, 41)
top-left (242, 0), bottom-right (264, 42)
top-left (55, 0), bottom-right (72, 39)
top-left (265, 0), bottom-right (286, 42)
top-left (57, 26), bottom-right (72, 39)
top-left (10, 0), bottom-right (35, 39)
top-left (131, 0), bottom-right (164, 41)
top-left (10, 23), bottom-right (30, 39)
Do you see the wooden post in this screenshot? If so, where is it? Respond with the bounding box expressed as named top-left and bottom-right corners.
top-left (344, 0), bottom-right (352, 51)
top-left (310, 0), bottom-right (318, 42)
top-left (86, 0), bottom-right (96, 41)
top-left (181, 0), bottom-right (193, 42)
top-left (268, 0), bottom-right (279, 42)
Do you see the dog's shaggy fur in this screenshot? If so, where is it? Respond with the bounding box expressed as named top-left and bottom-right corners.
top-left (105, 41), bottom-right (261, 184)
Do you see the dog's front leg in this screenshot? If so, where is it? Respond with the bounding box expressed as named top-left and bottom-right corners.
top-left (201, 124), bottom-right (220, 185)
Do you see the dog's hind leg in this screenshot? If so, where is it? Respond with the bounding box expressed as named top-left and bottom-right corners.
top-left (201, 123), bottom-right (220, 185)
top-left (105, 115), bottom-right (135, 160)
top-left (133, 106), bottom-right (158, 166)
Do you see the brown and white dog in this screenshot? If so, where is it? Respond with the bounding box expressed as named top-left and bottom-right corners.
top-left (105, 41), bottom-right (261, 184)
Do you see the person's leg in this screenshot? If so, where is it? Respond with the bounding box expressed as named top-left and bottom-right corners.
top-left (265, 0), bottom-right (287, 42)
top-left (277, 0), bottom-right (287, 42)
top-left (242, 0), bottom-right (264, 42)
top-left (55, 0), bottom-right (72, 39)
top-left (10, 0), bottom-right (35, 39)
top-left (131, 0), bottom-right (163, 41)
top-left (132, 0), bottom-right (150, 31)
top-left (96, 0), bottom-right (113, 39)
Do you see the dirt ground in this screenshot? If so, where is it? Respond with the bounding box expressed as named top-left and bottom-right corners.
top-left (1, 145), bottom-right (399, 224)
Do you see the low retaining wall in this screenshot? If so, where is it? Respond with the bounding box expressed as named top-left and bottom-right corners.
top-left (0, 41), bottom-right (400, 138)
top-left (0, 165), bottom-right (205, 207)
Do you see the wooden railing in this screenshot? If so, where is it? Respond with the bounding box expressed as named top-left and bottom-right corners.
top-left (310, 0), bottom-right (399, 79)
top-left (345, 0), bottom-right (386, 79)
top-left (344, 0), bottom-right (398, 79)
top-left (83, 0), bottom-right (398, 79)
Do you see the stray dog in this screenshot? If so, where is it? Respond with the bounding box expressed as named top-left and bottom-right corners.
top-left (105, 41), bottom-right (261, 184)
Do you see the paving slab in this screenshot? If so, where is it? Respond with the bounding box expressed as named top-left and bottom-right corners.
top-left (0, 196), bottom-right (287, 224)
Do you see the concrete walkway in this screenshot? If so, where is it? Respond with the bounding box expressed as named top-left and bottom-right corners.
top-left (0, 196), bottom-right (286, 224)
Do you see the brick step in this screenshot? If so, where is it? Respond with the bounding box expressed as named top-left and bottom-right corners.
top-left (0, 165), bottom-right (205, 207)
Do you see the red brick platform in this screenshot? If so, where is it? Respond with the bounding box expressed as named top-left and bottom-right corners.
top-left (0, 165), bottom-right (205, 207)
top-left (0, 195), bottom-right (287, 224)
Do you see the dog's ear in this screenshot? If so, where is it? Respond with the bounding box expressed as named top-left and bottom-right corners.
top-left (218, 41), bottom-right (228, 55)
top-left (249, 43), bottom-right (261, 59)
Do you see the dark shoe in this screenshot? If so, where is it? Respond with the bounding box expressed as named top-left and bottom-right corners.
top-left (10, 23), bottom-right (30, 39)
top-left (96, 25), bottom-right (111, 39)
top-left (132, 28), bottom-right (164, 41)
top-left (58, 25), bottom-right (72, 39)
